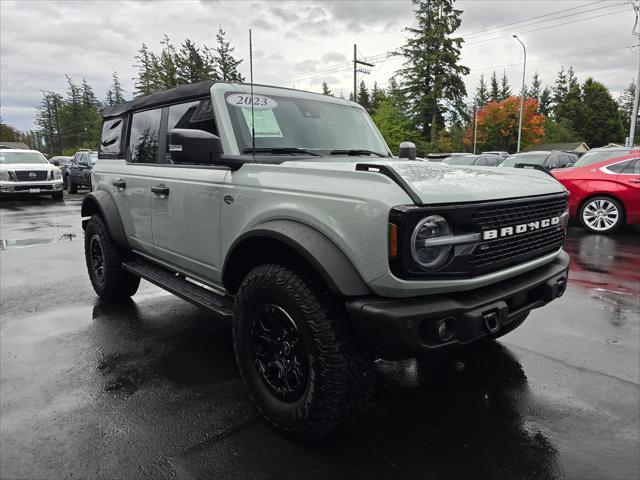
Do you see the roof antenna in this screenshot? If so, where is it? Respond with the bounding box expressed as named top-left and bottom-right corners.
top-left (249, 29), bottom-right (255, 160)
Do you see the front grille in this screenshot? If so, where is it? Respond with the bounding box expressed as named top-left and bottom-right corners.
top-left (471, 195), bottom-right (568, 229)
top-left (14, 170), bottom-right (48, 181)
top-left (14, 185), bottom-right (53, 192)
top-left (469, 195), bottom-right (568, 270)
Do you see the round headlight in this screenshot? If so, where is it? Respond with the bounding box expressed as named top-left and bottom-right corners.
top-left (410, 215), bottom-right (453, 269)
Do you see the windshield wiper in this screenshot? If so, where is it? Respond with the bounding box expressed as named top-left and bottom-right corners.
top-left (243, 147), bottom-right (321, 156)
top-left (330, 149), bottom-right (387, 158)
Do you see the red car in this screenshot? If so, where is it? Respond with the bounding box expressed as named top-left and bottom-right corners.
top-left (552, 152), bottom-right (640, 234)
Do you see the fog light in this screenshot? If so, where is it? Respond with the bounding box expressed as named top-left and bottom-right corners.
top-left (437, 318), bottom-right (456, 342)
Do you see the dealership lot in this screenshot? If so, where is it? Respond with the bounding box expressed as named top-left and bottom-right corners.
top-left (0, 195), bottom-right (638, 480)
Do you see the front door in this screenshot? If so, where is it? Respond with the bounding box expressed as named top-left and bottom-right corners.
top-left (149, 98), bottom-right (228, 284)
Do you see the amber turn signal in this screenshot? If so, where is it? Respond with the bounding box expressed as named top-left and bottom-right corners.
top-left (389, 223), bottom-right (398, 258)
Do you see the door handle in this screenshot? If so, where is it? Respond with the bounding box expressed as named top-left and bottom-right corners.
top-left (112, 179), bottom-right (126, 189)
top-left (151, 185), bottom-right (170, 196)
top-left (628, 179), bottom-right (640, 184)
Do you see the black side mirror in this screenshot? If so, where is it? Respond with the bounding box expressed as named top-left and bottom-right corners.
top-left (52, 160), bottom-right (60, 166)
top-left (566, 162), bottom-right (574, 167)
top-left (399, 141), bottom-right (416, 160)
top-left (169, 128), bottom-right (222, 164)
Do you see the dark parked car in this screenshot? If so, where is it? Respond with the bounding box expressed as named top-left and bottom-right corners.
top-left (48, 156), bottom-right (73, 178)
top-left (498, 151), bottom-right (577, 170)
top-left (66, 150), bottom-right (98, 193)
top-left (442, 154), bottom-right (502, 167)
top-left (423, 153), bottom-right (467, 162)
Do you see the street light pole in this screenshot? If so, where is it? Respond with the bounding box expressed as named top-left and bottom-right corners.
top-left (513, 35), bottom-right (526, 153)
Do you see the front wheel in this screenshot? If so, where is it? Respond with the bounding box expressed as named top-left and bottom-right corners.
top-left (579, 196), bottom-right (624, 234)
top-left (233, 264), bottom-right (374, 441)
top-left (69, 177), bottom-right (78, 194)
top-left (84, 214), bottom-right (140, 302)
top-left (51, 190), bottom-right (63, 200)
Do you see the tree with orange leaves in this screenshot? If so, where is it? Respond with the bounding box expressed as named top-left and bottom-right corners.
top-left (465, 97), bottom-right (545, 152)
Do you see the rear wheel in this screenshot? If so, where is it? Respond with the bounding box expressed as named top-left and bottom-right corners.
top-left (51, 190), bottom-right (63, 200)
top-left (84, 214), bottom-right (140, 302)
top-left (63, 174), bottom-right (69, 191)
top-left (579, 196), bottom-right (624, 234)
top-left (233, 264), bottom-right (374, 441)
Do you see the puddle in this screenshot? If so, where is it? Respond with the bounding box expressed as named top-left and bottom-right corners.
top-left (1, 304), bottom-right (94, 343)
top-left (161, 342), bottom-right (239, 385)
top-left (0, 233), bottom-right (77, 250)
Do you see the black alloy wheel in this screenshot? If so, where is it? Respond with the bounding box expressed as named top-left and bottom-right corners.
top-left (249, 303), bottom-right (309, 402)
top-left (90, 234), bottom-right (106, 284)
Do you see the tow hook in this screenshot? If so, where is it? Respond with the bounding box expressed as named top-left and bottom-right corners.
top-left (483, 311), bottom-right (500, 334)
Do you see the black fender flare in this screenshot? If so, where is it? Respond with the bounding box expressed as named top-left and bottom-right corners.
top-left (223, 220), bottom-right (371, 296)
top-left (81, 190), bottom-right (130, 249)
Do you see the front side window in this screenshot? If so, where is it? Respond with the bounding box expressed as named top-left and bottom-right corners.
top-left (129, 108), bottom-right (162, 163)
top-left (225, 93), bottom-right (389, 156)
top-left (574, 150), bottom-right (634, 168)
top-left (442, 155), bottom-right (478, 166)
top-left (166, 99), bottom-right (216, 162)
top-left (499, 154), bottom-right (548, 167)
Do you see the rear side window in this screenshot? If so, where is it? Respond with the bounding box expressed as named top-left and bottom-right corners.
top-left (166, 98), bottom-right (216, 162)
top-left (128, 108), bottom-right (163, 163)
top-left (100, 118), bottom-right (125, 157)
top-left (607, 160), bottom-right (633, 173)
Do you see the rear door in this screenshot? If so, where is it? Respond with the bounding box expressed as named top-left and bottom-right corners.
top-left (616, 158), bottom-right (640, 224)
top-left (149, 98), bottom-right (228, 283)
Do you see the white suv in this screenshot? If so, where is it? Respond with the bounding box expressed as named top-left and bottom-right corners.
top-left (0, 149), bottom-right (64, 199)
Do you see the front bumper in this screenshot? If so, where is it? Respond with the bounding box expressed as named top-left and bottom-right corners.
top-left (0, 181), bottom-right (63, 194)
top-left (346, 250), bottom-right (569, 359)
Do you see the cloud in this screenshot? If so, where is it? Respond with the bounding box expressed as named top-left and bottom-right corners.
top-left (320, 51), bottom-right (348, 64)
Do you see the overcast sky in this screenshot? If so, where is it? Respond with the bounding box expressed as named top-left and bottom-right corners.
top-left (0, 0), bottom-right (636, 131)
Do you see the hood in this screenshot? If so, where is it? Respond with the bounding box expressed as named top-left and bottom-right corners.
top-left (285, 158), bottom-right (565, 204)
top-left (0, 163), bottom-right (54, 171)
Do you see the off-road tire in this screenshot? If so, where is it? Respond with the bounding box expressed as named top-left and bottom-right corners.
top-left (69, 178), bottom-right (78, 194)
top-left (233, 264), bottom-right (374, 441)
top-left (84, 214), bottom-right (140, 302)
top-left (51, 190), bottom-right (63, 200)
top-left (579, 196), bottom-right (624, 234)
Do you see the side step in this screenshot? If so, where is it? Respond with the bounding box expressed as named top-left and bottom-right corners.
top-left (122, 258), bottom-right (234, 319)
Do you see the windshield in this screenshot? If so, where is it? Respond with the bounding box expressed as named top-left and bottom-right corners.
top-left (442, 155), bottom-right (477, 166)
top-left (89, 153), bottom-right (98, 164)
top-left (225, 93), bottom-right (389, 157)
top-left (0, 151), bottom-right (48, 164)
top-left (573, 150), bottom-right (633, 168)
top-left (499, 153), bottom-right (548, 167)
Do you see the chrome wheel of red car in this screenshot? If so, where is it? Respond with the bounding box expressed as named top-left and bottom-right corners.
top-left (580, 197), bottom-right (623, 234)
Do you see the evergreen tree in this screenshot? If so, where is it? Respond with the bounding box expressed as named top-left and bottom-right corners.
top-left (35, 91), bottom-right (62, 154)
top-left (176, 39), bottom-right (209, 84)
top-left (357, 80), bottom-right (371, 113)
top-left (134, 43), bottom-right (161, 96)
top-left (528, 72), bottom-right (542, 104)
top-left (321, 81), bottom-right (332, 96)
top-left (555, 80), bottom-right (582, 136)
top-left (474, 73), bottom-right (489, 107)
top-left (552, 66), bottom-right (568, 115)
top-left (370, 81), bottom-right (386, 115)
top-left (539, 87), bottom-right (552, 116)
top-left (158, 35), bottom-right (179, 89)
top-left (498, 71), bottom-right (511, 101)
top-left (397, 0), bottom-right (469, 142)
top-left (618, 80), bottom-right (637, 135)
top-left (490, 71), bottom-right (499, 102)
top-left (581, 77), bottom-right (624, 147)
top-left (213, 28), bottom-right (244, 82)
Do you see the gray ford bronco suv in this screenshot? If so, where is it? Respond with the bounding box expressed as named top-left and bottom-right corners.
top-left (82, 80), bottom-right (569, 440)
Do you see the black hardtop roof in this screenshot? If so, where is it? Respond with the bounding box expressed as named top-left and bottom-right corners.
top-left (102, 80), bottom-right (215, 118)
top-left (101, 80), bottom-right (346, 119)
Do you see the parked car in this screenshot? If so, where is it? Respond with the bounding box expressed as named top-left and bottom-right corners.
top-left (66, 150), bottom-right (98, 193)
top-left (482, 151), bottom-right (509, 159)
top-left (424, 152), bottom-right (467, 162)
top-left (499, 151), bottom-right (577, 170)
top-left (442, 154), bottom-right (502, 166)
top-left (82, 80), bottom-right (569, 440)
top-left (569, 147), bottom-right (639, 169)
top-left (48, 155), bottom-right (73, 179)
top-left (552, 153), bottom-right (640, 234)
top-left (0, 149), bottom-right (64, 199)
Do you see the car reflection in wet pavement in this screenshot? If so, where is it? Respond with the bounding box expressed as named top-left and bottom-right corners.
top-left (1, 197), bottom-right (638, 480)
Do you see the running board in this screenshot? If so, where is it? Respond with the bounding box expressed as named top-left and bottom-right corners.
top-left (122, 258), bottom-right (233, 319)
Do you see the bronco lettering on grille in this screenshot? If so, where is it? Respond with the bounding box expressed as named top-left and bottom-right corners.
top-left (482, 216), bottom-right (560, 240)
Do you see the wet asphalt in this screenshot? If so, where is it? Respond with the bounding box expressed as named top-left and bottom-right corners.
top-left (0, 193), bottom-right (638, 480)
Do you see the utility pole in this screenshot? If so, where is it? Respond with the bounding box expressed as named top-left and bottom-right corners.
top-left (628, 0), bottom-right (640, 147)
top-left (513, 35), bottom-right (526, 153)
top-left (353, 44), bottom-right (374, 102)
top-left (473, 105), bottom-right (478, 154)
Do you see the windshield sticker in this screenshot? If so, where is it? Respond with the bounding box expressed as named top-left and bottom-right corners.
top-left (241, 109), bottom-right (283, 138)
top-left (227, 93), bottom-right (278, 110)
